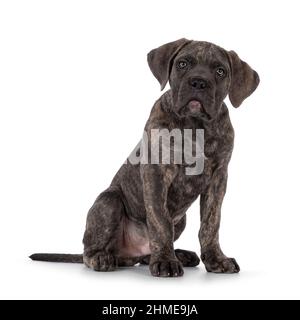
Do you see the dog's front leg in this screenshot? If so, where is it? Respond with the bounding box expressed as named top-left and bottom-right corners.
top-left (141, 164), bottom-right (183, 277)
top-left (199, 165), bottom-right (240, 273)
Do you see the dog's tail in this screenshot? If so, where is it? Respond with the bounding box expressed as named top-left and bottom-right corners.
top-left (29, 253), bottom-right (83, 263)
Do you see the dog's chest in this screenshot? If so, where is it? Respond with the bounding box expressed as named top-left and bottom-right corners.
top-left (167, 159), bottom-right (212, 214)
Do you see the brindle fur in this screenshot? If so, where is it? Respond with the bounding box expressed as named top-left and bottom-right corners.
top-left (30, 39), bottom-right (259, 277)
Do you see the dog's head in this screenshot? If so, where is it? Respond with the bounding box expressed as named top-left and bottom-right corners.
top-left (148, 39), bottom-right (259, 120)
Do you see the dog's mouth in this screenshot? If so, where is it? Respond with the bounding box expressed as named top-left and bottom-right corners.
top-left (182, 99), bottom-right (211, 119)
top-left (187, 100), bottom-right (204, 113)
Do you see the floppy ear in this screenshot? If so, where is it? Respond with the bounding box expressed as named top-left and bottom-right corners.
top-left (228, 50), bottom-right (260, 108)
top-left (147, 38), bottom-right (192, 90)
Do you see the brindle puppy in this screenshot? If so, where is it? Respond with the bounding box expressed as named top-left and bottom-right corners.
top-left (31, 39), bottom-right (259, 277)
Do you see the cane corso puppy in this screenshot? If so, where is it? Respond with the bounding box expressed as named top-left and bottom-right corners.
top-left (31, 39), bottom-right (259, 277)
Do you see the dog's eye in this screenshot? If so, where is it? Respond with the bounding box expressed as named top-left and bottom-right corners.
top-left (178, 61), bottom-right (188, 69)
top-left (216, 67), bottom-right (226, 77)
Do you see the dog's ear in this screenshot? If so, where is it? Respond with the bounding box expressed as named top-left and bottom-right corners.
top-left (227, 50), bottom-right (260, 108)
top-left (147, 38), bottom-right (192, 91)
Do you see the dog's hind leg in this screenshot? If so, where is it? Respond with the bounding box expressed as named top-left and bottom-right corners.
top-left (83, 187), bottom-right (125, 271)
top-left (139, 249), bottom-right (200, 267)
top-left (174, 215), bottom-right (200, 267)
top-left (140, 215), bottom-right (200, 267)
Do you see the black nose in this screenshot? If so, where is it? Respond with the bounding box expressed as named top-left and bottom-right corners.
top-left (189, 77), bottom-right (207, 90)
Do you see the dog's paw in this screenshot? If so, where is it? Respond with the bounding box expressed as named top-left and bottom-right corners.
top-left (83, 252), bottom-right (118, 272)
top-left (175, 249), bottom-right (200, 267)
top-left (201, 253), bottom-right (240, 274)
top-left (150, 259), bottom-right (184, 277)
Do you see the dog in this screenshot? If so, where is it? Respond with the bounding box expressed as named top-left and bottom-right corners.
top-left (30, 39), bottom-right (259, 277)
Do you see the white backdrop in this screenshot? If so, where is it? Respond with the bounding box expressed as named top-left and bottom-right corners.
top-left (0, 0), bottom-right (299, 300)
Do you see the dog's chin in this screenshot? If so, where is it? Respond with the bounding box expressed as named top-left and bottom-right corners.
top-left (177, 99), bottom-right (212, 120)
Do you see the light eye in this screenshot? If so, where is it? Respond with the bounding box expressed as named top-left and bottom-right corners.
top-left (216, 67), bottom-right (226, 77)
top-left (178, 60), bottom-right (188, 69)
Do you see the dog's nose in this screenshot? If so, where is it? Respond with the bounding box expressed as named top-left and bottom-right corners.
top-left (189, 77), bottom-right (207, 90)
